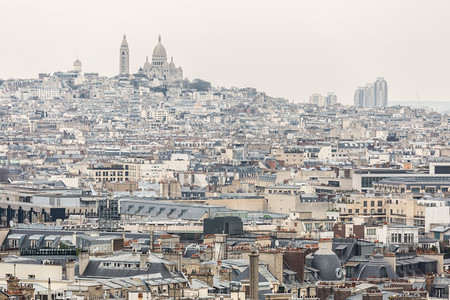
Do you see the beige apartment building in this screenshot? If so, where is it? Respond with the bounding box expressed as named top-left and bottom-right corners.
top-left (271, 147), bottom-right (304, 166)
top-left (338, 196), bottom-right (425, 231)
top-left (89, 163), bottom-right (141, 182)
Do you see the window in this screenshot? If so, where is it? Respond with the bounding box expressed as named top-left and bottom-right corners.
top-left (391, 233), bottom-right (402, 243)
top-left (363, 201), bottom-right (367, 207)
top-left (378, 201), bottom-right (383, 206)
top-left (371, 201), bottom-right (375, 207)
top-left (28, 275), bottom-right (35, 279)
top-left (404, 233), bottom-right (414, 243)
top-left (367, 228), bottom-right (376, 235)
top-left (379, 267), bottom-right (387, 278)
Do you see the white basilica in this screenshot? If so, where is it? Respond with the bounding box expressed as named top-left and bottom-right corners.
top-left (120, 34), bottom-right (183, 85)
top-left (140, 35), bottom-right (183, 84)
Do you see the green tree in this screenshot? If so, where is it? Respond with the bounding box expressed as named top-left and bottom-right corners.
top-left (190, 78), bottom-right (212, 91)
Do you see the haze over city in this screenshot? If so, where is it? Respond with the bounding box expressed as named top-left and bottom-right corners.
top-left (3, 1), bottom-right (450, 299)
top-left (1, 0), bottom-right (450, 104)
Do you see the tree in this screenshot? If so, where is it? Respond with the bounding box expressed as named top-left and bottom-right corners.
top-left (190, 78), bottom-right (211, 91)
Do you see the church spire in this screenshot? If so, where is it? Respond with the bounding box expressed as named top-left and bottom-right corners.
top-left (158, 34), bottom-right (161, 43)
top-left (121, 34), bottom-right (128, 47)
top-left (119, 34), bottom-right (130, 75)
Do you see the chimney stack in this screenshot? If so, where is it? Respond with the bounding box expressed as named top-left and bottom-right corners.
top-left (140, 252), bottom-right (148, 269)
top-left (425, 274), bottom-right (434, 294)
top-left (47, 278), bottom-right (51, 300)
top-left (249, 251), bottom-right (259, 300)
top-left (66, 260), bottom-right (75, 281)
top-left (78, 251), bottom-right (89, 276)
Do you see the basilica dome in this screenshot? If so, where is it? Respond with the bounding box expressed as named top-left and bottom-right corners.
top-left (152, 35), bottom-right (167, 58)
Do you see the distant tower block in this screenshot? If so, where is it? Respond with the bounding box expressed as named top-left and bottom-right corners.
top-left (73, 59), bottom-right (82, 73)
top-left (119, 34), bottom-right (130, 75)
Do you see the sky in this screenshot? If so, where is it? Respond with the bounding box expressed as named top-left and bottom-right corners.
top-left (1, 0), bottom-right (450, 105)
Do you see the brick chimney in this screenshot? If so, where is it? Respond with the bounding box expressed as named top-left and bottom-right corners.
top-left (425, 274), bottom-right (434, 294)
top-left (249, 251), bottom-right (259, 300)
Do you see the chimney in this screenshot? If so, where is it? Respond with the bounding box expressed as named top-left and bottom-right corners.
top-left (140, 252), bottom-right (148, 269)
top-left (73, 232), bottom-right (77, 247)
top-left (48, 278), bottom-right (51, 299)
top-left (362, 293), bottom-right (382, 300)
top-left (249, 251), bottom-right (259, 300)
top-left (66, 260), bottom-right (75, 281)
top-left (425, 274), bottom-right (434, 294)
top-left (334, 288), bottom-right (351, 300)
top-left (150, 231), bottom-right (154, 252)
top-left (78, 251), bottom-right (89, 276)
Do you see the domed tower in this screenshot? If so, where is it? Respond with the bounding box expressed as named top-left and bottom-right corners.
top-left (119, 34), bottom-right (130, 76)
top-left (73, 59), bottom-right (82, 73)
top-left (311, 246), bottom-right (344, 281)
top-left (143, 56), bottom-right (151, 75)
top-left (152, 35), bottom-right (167, 68)
top-left (355, 254), bottom-right (397, 280)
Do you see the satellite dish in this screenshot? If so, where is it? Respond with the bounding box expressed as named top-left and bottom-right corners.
top-left (9, 220), bottom-right (14, 227)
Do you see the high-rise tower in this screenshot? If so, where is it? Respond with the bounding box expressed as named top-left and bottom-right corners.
top-left (374, 77), bottom-right (388, 107)
top-left (119, 34), bottom-right (129, 76)
top-left (354, 78), bottom-right (388, 108)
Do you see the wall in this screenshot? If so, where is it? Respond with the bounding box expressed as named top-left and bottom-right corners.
top-left (425, 206), bottom-right (450, 233)
top-left (0, 262), bottom-right (63, 281)
top-left (266, 194), bottom-right (300, 214)
top-left (205, 197), bottom-right (265, 212)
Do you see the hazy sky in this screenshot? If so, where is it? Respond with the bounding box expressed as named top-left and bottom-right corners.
top-left (1, 0), bottom-right (450, 104)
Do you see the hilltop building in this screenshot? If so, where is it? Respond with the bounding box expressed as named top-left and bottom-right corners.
top-left (141, 35), bottom-right (183, 83)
